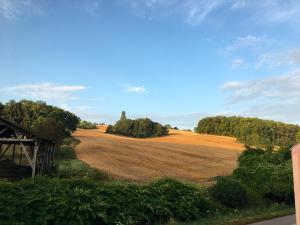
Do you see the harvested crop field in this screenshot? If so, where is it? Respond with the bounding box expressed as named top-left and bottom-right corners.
top-left (74, 126), bottom-right (244, 184)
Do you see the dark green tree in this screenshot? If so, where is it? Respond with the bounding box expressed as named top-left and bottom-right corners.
top-left (32, 118), bottom-right (66, 144)
top-left (121, 111), bottom-right (127, 121)
top-left (0, 102), bottom-right (4, 115)
top-left (107, 112), bottom-right (168, 138)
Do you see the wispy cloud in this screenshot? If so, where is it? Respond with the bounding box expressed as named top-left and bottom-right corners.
top-left (84, 0), bottom-right (102, 16)
top-left (123, 86), bottom-right (147, 94)
top-left (0, 0), bottom-right (42, 20)
top-left (183, 0), bottom-right (225, 25)
top-left (228, 0), bottom-right (300, 27)
top-left (1, 83), bottom-right (86, 102)
top-left (113, 0), bottom-right (300, 27)
top-left (222, 35), bottom-right (271, 54)
top-left (221, 69), bottom-right (300, 123)
top-left (231, 58), bottom-right (249, 69)
top-left (115, 0), bottom-right (228, 26)
top-left (257, 48), bottom-right (300, 69)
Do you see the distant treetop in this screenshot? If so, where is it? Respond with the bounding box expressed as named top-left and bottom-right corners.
top-left (106, 111), bottom-right (168, 138)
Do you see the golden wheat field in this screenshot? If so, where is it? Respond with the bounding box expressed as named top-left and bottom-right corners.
top-left (74, 125), bottom-right (244, 184)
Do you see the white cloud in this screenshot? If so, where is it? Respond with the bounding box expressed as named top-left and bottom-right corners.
top-left (221, 69), bottom-right (300, 123)
top-left (222, 35), bottom-right (270, 54)
top-left (115, 0), bottom-right (228, 25)
top-left (1, 83), bottom-right (86, 102)
top-left (257, 48), bottom-right (300, 69)
top-left (84, 0), bottom-right (102, 16)
top-left (114, 0), bottom-right (300, 27)
top-left (231, 59), bottom-right (249, 69)
top-left (184, 0), bottom-right (225, 25)
top-left (229, 0), bottom-right (300, 26)
top-left (123, 86), bottom-right (147, 94)
top-left (0, 0), bottom-right (42, 20)
top-left (231, 0), bottom-right (247, 9)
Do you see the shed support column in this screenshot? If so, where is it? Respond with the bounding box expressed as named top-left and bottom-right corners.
top-left (31, 141), bottom-right (39, 179)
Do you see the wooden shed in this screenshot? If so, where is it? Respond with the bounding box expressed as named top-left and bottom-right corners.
top-left (0, 116), bottom-right (56, 181)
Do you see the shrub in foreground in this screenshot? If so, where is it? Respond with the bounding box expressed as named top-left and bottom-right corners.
top-left (148, 178), bottom-right (214, 221)
top-left (233, 147), bottom-right (294, 204)
top-left (0, 178), bottom-right (213, 225)
top-left (209, 177), bottom-right (250, 208)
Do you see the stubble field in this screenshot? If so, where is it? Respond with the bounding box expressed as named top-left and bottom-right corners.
top-left (74, 126), bottom-right (244, 184)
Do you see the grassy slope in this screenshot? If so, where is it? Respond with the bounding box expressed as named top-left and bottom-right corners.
top-left (55, 137), bottom-right (110, 180)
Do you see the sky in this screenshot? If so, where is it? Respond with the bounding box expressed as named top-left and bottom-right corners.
top-left (1, 0), bottom-right (300, 129)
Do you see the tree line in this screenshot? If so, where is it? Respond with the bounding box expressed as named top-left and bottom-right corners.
top-left (0, 100), bottom-right (80, 144)
top-left (77, 120), bottom-right (97, 129)
top-left (106, 111), bottom-right (168, 138)
top-left (196, 116), bottom-right (300, 148)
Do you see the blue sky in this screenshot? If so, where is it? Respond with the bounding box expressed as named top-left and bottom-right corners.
top-left (1, 0), bottom-right (300, 129)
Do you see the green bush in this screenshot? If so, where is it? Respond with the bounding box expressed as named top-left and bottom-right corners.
top-left (233, 147), bottom-right (294, 204)
top-left (209, 177), bottom-right (249, 208)
top-left (97, 183), bottom-right (171, 225)
top-left (0, 178), bottom-right (214, 225)
top-left (106, 112), bottom-right (168, 138)
top-left (0, 178), bottom-right (217, 225)
top-left (148, 179), bottom-right (214, 221)
top-left (0, 178), bottom-right (107, 225)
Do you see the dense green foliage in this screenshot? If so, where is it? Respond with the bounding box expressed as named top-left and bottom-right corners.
top-left (207, 145), bottom-right (294, 212)
top-left (0, 178), bottom-right (213, 225)
top-left (297, 130), bottom-right (300, 142)
top-left (233, 146), bottom-right (294, 204)
top-left (196, 116), bottom-right (299, 148)
top-left (149, 179), bottom-right (214, 221)
top-left (78, 120), bottom-right (97, 129)
top-left (107, 111), bottom-right (168, 138)
top-left (209, 177), bottom-right (249, 208)
top-left (0, 100), bottom-right (80, 144)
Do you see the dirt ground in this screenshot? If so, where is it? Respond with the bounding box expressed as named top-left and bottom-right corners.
top-left (74, 126), bottom-right (244, 184)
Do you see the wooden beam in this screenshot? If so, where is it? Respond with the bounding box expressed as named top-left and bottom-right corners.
top-left (0, 138), bottom-right (35, 143)
top-left (0, 144), bottom-right (11, 160)
top-left (0, 127), bottom-right (8, 135)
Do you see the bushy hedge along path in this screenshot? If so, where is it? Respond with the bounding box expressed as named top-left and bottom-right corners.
top-left (0, 178), bottom-right (214, 225)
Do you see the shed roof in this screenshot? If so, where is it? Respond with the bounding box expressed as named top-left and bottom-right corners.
top-left (0, 116), bottom-right (54, 145)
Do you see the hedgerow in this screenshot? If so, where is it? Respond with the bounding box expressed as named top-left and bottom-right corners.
top-left (0, 178), bottom-right (214, 225)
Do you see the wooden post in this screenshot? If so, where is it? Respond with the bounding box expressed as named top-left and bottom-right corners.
top-left (19, 147), bottom-right (23, 165)
top-left (11, 144), bottom-right (15, 166)
top-left (31, 141), bottom-right (39, 179)
top-left (292, 144), bottom-right (300, 225)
